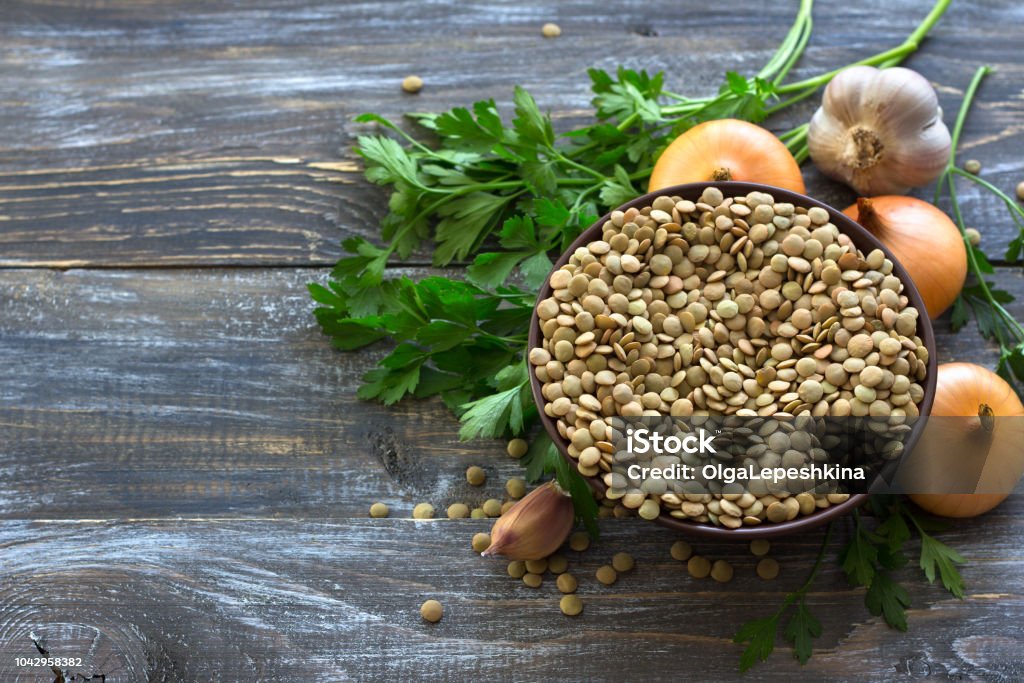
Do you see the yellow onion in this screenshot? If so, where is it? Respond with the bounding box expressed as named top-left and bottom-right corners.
top-left (843, 196), bottom-right (966, 318)
top-left (482, 481), bottom-right (575, 560)
top-left (908, 363), bottom-right (1024, 518)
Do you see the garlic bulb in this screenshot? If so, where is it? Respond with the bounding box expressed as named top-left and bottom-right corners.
top-left (808, 66), bottom-right (951, 196)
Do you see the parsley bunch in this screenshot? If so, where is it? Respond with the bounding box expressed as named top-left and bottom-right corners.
top-left (736, 498), bottom-right (965, 671)
top-left (312, 0), bottom-right (951, 438)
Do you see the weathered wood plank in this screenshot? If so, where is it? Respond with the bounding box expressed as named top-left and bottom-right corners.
top-left (0, 0), bottom-right (1022, 266)
top-left (0, 517), bottom-right (1021, 682)
top-left (2, 267), bottom-right (1022, 520)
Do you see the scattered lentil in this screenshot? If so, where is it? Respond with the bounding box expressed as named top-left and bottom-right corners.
top-left (508, 561), bottom-right (527, 578)
top-left (447, 503), bottom-right (470, 519)
top-left (671, 540), bottom-right (693, 561)
top-left (401, 75), bottom-right (423, 94)
top-left (507, 438), bottom-right (529, 459)
top-left (560, 594), bottom-right (584, 616)
top-left (1017, 181), bottom-right (1024, 201)
top-left (548, 554), bottom-right (569, 574)
top-left (466, 466), bottom-right (486, 486)
top-left (963, 159), bottom-right (981, 174)
top-left (482, 499), bottom-right (503, 517)
top-left (413, 503), bottom-right (434, 519)
top-left (472, 532), bottom-right (491, 553)
top-left (506, 478), bottom-right (527, 499)
top-left (757, 557), bottom-right (780, 580)
top-left (749, 539), bottom-right (771, 557)
top-left (525, 558), bottom-right (548, 574)
top-left (569, 531), bottom-right (591, 552)
top-left (611, 552), bottom-right (635, 572)
top-left (541, 22), bottom-right (562, 38)
top-left (710, 559), bottom-right (734, 583)
top-left (369, 502), bottom-right (389, 518)
top-left (500, 500), bottom-right (515, 515)
top-left (965, 227), bottom-right (981, 247)
top-left (523, 573), bottom-right (543, 588)
top-left (470, 508), bottom-right (487, 519)
top-left (596, 565), bottom-right (618, 585)
top-left (557, 573), bottom-right (578, 594)
top-left (687, 556), bottom-right (712, 579)
top-left (420, 599), bottom-right (443, 622)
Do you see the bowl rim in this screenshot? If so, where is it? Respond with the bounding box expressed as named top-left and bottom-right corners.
top-left (527, 181), bottom-right (938, 539)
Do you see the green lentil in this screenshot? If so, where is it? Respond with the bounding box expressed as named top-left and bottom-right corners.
top-left (507, 438), bottom-right (529, 458)
top-left (369, 502), bottom-right (389, 518)
top-left (557, 573), bottom-right (578, 594)
top-left (447, 503), bottom-right (470, 519)
top-left (611, 552), bottom-right (635, 572)
top-left (466, 466), bottom-right (486, 486)
top-left (596, 565), bottom-right (618, 585)
top-left (560, 594), bottom-right (584, 616)
top-left (687, 556), bottom-right (711, 579)
top-left (472, 532), bottom-right (491, 553)
top-left (671, 540), bottom-right (693, 561)
top-left (482, 499), bottom-right (503, 517)
top-left (506, 478), bottom-right (526, 499)
top-left (569, 531), bottom-right (590, 552)
top-left (420, 599), bottom-right (443, 622)
top-left (757, 558), bottom-right (780, 580)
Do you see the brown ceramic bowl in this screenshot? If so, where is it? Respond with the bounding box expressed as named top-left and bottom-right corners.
top-left (528, 181), bottom-right (937, 539)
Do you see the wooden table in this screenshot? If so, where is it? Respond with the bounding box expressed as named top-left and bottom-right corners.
top-left (2, 1), bottom-right (1023, 680)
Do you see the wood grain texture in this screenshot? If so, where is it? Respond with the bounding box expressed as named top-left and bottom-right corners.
top-left (1, 515), bottom-right (1022, 682)
top-left (3, 1), bottom-right (1024, 680)
top-left (3, 267), bottom-right (1022, 520)
top-left (1, 0), bottom-right (1022, 266)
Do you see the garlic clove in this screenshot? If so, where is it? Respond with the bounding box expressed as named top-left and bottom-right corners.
top-left (482, 480), bottom-right (576, 561)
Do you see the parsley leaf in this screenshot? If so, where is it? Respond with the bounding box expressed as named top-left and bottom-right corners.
top-left (865, 572), bottom-right (910, 631)
top-left (784, 598), bottom-right (822, 665)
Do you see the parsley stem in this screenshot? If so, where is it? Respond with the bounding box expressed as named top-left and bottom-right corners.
top-left (800, 521), bottom-right (834, 596)
top-left (774, 0), bottom-right (950, 95)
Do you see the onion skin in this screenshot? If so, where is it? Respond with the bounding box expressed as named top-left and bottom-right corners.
top-left (649, 119), bottom-right (806, 194)
top-left (910, 363), bottom-right (1024, 518)
top-left (482, 481), bottom-right (575, 560)
top-left (843, 196), bottom-right (966, 318)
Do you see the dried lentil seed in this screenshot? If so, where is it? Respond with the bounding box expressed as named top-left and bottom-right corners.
top-left (560, 594), bottom-right (584, 616)
top-left (448, 503), bottom-right (470, 519)
top-left (687, 556), bottom-right (712, 579)
top-left (402, 75), bottom-right (424, 93)
top-left (482, 499), bottom-right (503, 517)
top-left (671, 540), bottom-right (693, 561)
top-left (757, 558), bottom-right (780, 580)
top-left (541, 22), bottom-right (562, 37)
top-left (508, 561), bottom-right (527, 578)
top-left (413, 503), bottom-right (434, 519)
top-left (369, 502), bottom-right (389, 518)
top-left (557, 572), bottom-right (578, 593)
top-left (420, 599), bottom-right (443, 622)
top-left (612, 552), bottom-right (635, 572)
top-left (710, 559), bottom-right (734, 583)
top-left (750, 539), bottom-right (771, 557)
top-left (472, 532), bottom-right (491, 553)
top-left (466, 466), bottom-right (486, 486)
top-left (523, 573), bottom-right (543, 588)
top-left (569, 531), bottom-right (591, 552)
top-left (507, 438), bottom-right (529, 458)
top-left (596, 565), bottom-right (618, 585)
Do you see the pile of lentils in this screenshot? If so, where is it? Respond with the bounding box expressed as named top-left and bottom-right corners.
top-left (529, 187), bottom-right (928, 527)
